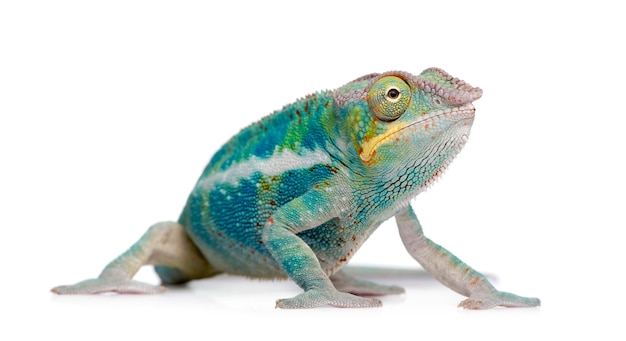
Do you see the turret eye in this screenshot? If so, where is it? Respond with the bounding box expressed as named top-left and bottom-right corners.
top-left (367, 76), bottom-right (412, 121)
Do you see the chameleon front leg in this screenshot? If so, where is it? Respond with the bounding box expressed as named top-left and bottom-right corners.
top-left (52, 221), bottom-right (216, 294)
top-left (263, 189), bottom-right (382, 309)
top-left (395, 206), bottom-right (540, 309)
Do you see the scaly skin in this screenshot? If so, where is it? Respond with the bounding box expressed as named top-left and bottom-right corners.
top-left (52, 68), bottom-right (540, 309)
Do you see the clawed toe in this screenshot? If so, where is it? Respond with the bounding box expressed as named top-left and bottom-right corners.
top-left (51, 278), bottom-right (167, 295)
top-left (275, 289), bottom-right (383, 309)
top-left (458, 291), bottom-right (541, 309)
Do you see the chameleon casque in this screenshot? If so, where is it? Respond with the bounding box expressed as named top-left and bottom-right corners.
top-left (53, 68), bottom-right (540, 309)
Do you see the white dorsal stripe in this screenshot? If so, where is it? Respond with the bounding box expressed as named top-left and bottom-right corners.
top-left (198, 148), bottom-right (332, 189)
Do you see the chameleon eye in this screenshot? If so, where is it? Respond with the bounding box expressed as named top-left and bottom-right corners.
top-left (387, 88), bottom-right (400, 100)
top-left (367, 76), bottom-right (411, 121)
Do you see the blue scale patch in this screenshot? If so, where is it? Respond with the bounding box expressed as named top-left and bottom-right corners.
top-left (202, 92), bottom-right (335, 175)
top-left (189, 164), bottom-right (337, 258)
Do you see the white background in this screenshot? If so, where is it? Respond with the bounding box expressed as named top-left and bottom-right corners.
top-left (1, 1), bottom-right (624, 340)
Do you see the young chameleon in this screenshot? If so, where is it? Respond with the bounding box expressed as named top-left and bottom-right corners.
top-left (52, 68), bottom-right (540, 309)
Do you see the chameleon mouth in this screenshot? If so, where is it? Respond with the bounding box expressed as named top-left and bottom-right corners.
top-left (359, 104), bottom-right (475, 162)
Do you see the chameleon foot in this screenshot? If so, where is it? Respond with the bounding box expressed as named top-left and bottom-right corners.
top-left (275, 289), bottom-right (382, 309)
top-left (458, 290), bottom-right (541, 309)
top-left (51, 278), bottom-right (167, 295)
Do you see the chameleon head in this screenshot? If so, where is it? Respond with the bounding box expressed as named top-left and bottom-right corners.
top-left (334, 68), bottom-right (482, 192)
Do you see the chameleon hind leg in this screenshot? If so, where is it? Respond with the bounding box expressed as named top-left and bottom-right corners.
top-left (396, 206), bottom-right (540, 309)
top-left (52, 221), bottom-right (217, 294)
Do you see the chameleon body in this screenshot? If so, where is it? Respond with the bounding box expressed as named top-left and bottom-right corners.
top-left (52, 68), bottom-right (540, 309)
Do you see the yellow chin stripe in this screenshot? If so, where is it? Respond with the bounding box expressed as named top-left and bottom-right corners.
top-left (359, 122), bottom-right (410, 162)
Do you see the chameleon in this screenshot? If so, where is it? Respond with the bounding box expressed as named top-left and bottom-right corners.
top-left (52, 68), bottom-right (540, 309)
